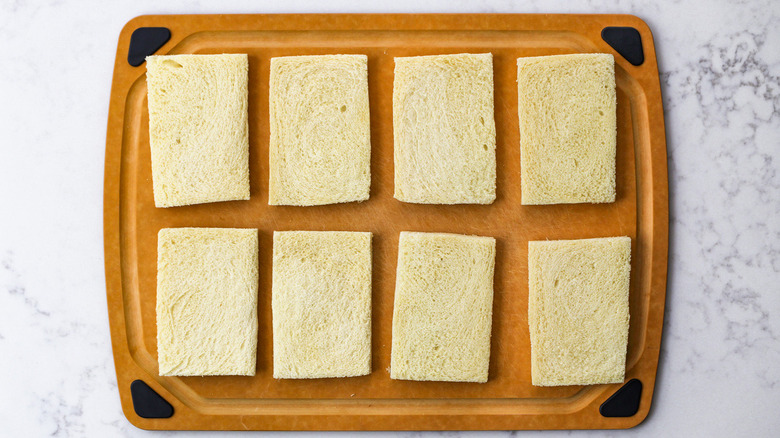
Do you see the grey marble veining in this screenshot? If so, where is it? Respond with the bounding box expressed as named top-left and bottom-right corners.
top-left (3, 253), bottom-right (51, 318)
top-left (0, 0), bottom-right (778, 437)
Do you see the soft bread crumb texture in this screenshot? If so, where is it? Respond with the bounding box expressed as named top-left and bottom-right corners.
top-left (393, 53), bottom-right (497, 204)
top-left (528, 236), bottom-right (631, 386)
top-left (391, 232), bottom-right (496, 382)
top-left (146, 54), bottom-right (250, 207)
top-left (268, 55), bottom-right (371, 205)
top-left (517, 53), bottom-right (617, 205)
top-left (272, 231), bottom-right (372, 379)
top-left (156, 228), bottom-right (258, 376)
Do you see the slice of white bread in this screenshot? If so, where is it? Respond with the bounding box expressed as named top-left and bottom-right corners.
top-left (517, 53), bottom-right (617, 205)
top-left (268, 55), bottom-right (371, 206)
top-left (156, 228), bottom-right (258, 376)
top-left (393, 53), bottom-right (496, 204)
top-left (390, 232), bottom-right (496, 382)
top-left (528, 236), bottom-right (631, 386)
top-left (146, 54), bottom-right (250, 208)
top-left (272, 231), bottom-right (372, 378)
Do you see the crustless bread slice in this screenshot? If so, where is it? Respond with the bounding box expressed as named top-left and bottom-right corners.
top-left (146, 54), bottom-right (250, 207)
top-left (156, 228), bottom-right (258, 376)
top-left (391, 232), bottom-right (496, 382)
top-left (517, 53), bottom-right (617, 205)
top-left (393, 54), bottom-right (496, 204)
top-left (268, 55), bottom-right (371, 206)
top-left (528, 236), bottom-right (631, 386)
top-left (272, 231), bottom-right (372, 379)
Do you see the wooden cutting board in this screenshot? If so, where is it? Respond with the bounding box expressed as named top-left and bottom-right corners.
top-left (103, 13), bottom-right (668, 431)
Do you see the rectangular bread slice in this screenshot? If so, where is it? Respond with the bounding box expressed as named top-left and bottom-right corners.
top-left (528, 237), bottom-right (631, 386)
top-left (272, 231), bottom-right (372, 378)
top-left (517, 53), bottom-right (617, 205)
top-left (268, 55), bottom-right (371, 206)
top-left (391, 232), bottom-right (496, 382)
top-left (146, 54), bottom-right (250, 207)
top-left (156, 228), bottom-right (258, 376)
top-left (393, 53), bottom-right (496, 204)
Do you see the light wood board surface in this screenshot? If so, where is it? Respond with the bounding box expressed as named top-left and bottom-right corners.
top-left (103, 13), bottom-right (669, 430)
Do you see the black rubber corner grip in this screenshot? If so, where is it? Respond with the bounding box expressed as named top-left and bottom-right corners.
top-left (601, 27), bottom-right (645, 66)
top-left (128, 27), bottom-right (171, 67)
top-left (130, 380), bottom-right (174, 419)
top-left (599, 378), bottom-right (643, 417)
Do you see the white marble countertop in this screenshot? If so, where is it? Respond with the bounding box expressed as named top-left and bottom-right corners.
top-left (1, 0), bottom-right (778, 436)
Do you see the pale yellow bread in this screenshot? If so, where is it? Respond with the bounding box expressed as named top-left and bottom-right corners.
top-left (517, 53), bottom-right (617, 205)
top-left (528, 236), bottom-right (631, 386)
top-left (156, 228), bottom-right (258, 376)
top-left (146, 54), bottom-right (250, 208)
top-left (268, 55), bottom-right (371, 206)
top-left (272, 231), bottom-right (372, 379)
top-left (390, 232), bottom-right (496, 382)
top-left (393, 53), bottom-right (496, 204)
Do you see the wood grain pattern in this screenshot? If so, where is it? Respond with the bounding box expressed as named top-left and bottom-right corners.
top-left (103, 13), bottom-right (669, 430)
